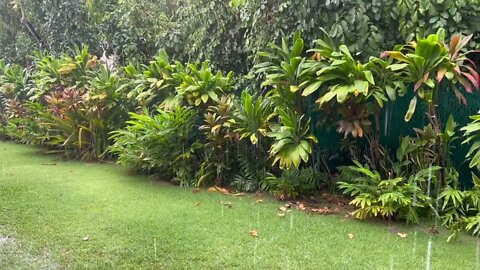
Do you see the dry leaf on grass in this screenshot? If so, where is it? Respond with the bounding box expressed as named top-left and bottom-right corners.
top-left (207, 187), bottom-right (217, 192)
top-left (256, 199), bottom-right (264, 203)
top-left (220, 201), bottom-right (233, 208)
top-left (250, 230), bottom-right (258, 237)
top-left (279, 206), bottom-right (287, 212)
top-left (277, 213), bottom-right (285, 217)
top-left (310, 207), bottom-right (340, 215)
top-left (298, 203), bottom-right (306, 211)
top-left (82, 236), bottom-right (89, 241)
top-left (233, 192), bottom-right (245, 196)
top-left (193, 201), bottom-right (200, 206)
top-left (397, 232), bottom-right (408, 239)
top-left (216, 187), bottom-right (230, 195)
top-left (347, 233), bottom-right (354, 240)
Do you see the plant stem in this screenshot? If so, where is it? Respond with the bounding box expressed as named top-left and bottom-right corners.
top-left (430, 86), bottom-right (446, 189)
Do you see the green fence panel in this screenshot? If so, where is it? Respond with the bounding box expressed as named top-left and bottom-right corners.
top-left (311, 85), bottom-right (480, 188)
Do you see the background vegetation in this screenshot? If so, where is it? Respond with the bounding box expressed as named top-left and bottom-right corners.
top-left (1, 0), bottom-right (480, 240)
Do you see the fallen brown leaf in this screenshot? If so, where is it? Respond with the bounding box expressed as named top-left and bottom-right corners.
top-left (397, 232), bottom-right (408, 239)
top-left (256, 199), bottom-right (264, 203)
top-left (82, 236), bottom-right (89, 241)
top-left (193, 201), bottom-right (200, 206)
top-left (347, 233), bottom-right (354, 240)
top-left (233, 192), bottom-right (245, 196)
top-left (310, 207), bottom-right (339, 215)
top-left (207, 187), bottom-right (217, 192)
top-left (216, 186), bottom-right (230, 195)
top-left (277, 213), bottom-right (285, 217)
top-left (279, 206), bottom-right (287, 212)
top-left (220, 201), bottom-right (233, 208)
top-left (250, 230), bottom-right (258, 237)
top-left (298, 203), bottom-right (306, 211)
top-left (192, 188), bottom-right (200, 193)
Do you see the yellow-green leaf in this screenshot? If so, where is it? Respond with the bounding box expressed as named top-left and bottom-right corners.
top-left (404, 96), bottom-right (417, 122)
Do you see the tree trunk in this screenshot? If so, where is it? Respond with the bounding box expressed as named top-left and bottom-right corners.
top-left (19, 7), bottom-right (45, 49)
top-left (429, 88), bottom-right (446, 189)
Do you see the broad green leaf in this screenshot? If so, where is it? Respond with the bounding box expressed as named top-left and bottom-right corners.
top-left (302, 81), bottom-right (323, 96)
top-left (354, 80), bottom-right (369, 95)
top-left (404, 96), bottom-right (417, 122)
top-left (364, 70), bottom-right (375, 85)
top-left (387, 63), bottom-right (409, 71)
top-left (386, 85), bottom-right (396, 100)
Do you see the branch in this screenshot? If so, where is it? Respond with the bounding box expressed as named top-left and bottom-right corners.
top-left (19, 6), bottom-right (45, 49)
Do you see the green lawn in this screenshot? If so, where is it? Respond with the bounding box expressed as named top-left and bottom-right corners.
top-left (0, 141), bottom-right (479, 269)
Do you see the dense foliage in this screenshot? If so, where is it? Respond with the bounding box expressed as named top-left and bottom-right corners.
top-left (1, 1), bottom-right (480, 239)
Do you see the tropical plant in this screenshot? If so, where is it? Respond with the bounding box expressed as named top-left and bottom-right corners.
top-left (438, 173), bottom-right (480, 240)
top-left (462, 114), bottom-right (480, 173)
top-left (254, 31), bottom-right (306, 112)
top-left (261, 167), bottom-right (322, 199)
top-left (174, 61), bottom-right (234, 108)
top-left (121, 50), bottom-right (182, 109)
top-left (338, 161), bottom-right (438, 224)
top-left (197, 95), bottom-right (238, 186)
top-left (109, 106), bottom-right (202, 186)
top-left (382, 30), bottom-right (480, 188)
top-left (267, 108), bottom-right (317, 169)
top-left (230, 90), bottom-right (274, 145)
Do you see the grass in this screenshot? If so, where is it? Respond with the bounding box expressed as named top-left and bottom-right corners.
top-left (0, 141), bottom-right (479, 269)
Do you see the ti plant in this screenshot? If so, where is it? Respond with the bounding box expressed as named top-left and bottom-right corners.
top-left (198, 95), bottom-right (237, 186)
top-left (382, 29), bottom-right (480, 188)
top-left (300, 31), bottom-right (404, 169)
top-left (174, 60), bottom-right (234, 108)
top-left (267, 108), bottom-right (317, 169)
top-left (230, 90), bottom-right (274, 145)
top-left (254, 31), bottom-right (306, 112)
top-left (121, 50), bottom-right (183, 109)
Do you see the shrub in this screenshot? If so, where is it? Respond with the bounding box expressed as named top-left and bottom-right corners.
top-left (109, 106), bottom-right (202, 186)
top-left (261, 167), bottom-right (323, 200)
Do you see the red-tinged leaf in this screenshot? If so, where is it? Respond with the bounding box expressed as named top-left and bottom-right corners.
top-left (457, 34), bottom-right (473, 52)
top-left (449, 34), bottom-right (461, 56)
top-left (453, 86), bottom-right (467, 106)
top-left (414, 80), bottom-right (423, 91)
top-left (358, 127), bottom-right (364, 138)
top-left (453, 66), bottom-right (461, 75)
top-left (437, 68), bottom-right (447, 83)
top-left (463, 58), bottom-right (477, 68)
top-left (463, 72), bottom-right (479, 89)
top-left (458, 77), bottom-right (473, 93)
top-left (380, 51), bottom-right (391, 58)
top-left (384, 51), bottom-right (413, 64)
top-left (464, 66), bottom-right (480, 88)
